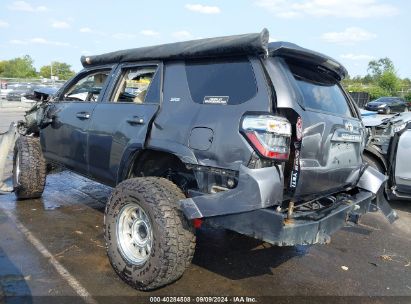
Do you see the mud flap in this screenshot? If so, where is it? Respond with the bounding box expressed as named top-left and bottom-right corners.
top-left (357, 166), bottom-right (398, 223)
top-left (0, 123), bottom-right (18, 193)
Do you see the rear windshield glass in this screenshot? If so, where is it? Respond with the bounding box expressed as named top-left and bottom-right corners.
top-left (288, 61), bottom-right (353, 117)
top-left (185, 57), bottom-right (257, 105)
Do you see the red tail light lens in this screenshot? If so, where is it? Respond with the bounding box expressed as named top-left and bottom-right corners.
top-left (241, 115), bottom-right (292, 160)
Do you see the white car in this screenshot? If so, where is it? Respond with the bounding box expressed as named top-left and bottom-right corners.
top-left (363, 112), bottom-right (411, 200)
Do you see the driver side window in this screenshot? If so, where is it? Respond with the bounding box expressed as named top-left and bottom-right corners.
top-left (60, 70), bottom-right (110, 102)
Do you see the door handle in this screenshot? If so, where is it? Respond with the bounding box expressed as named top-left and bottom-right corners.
top-left (76, 112), bottom-right (91, 120)
top-left (126, 116), bottom-right (145, 125)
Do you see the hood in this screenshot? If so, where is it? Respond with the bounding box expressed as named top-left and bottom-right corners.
top-left (33, 87), bottom-right (59, 101)
top-left (363, 112), bottom-right (411, 127)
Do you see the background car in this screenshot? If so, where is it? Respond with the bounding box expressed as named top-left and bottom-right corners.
top-left (6, 89), bottom-right (26, 101)
top-left (365, 96), bottom-right (408, 114)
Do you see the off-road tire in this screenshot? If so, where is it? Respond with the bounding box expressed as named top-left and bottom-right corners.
top-left (13, 136), bottom-right (46, 199)
top-left (104, 177), bottom-right (196, 290)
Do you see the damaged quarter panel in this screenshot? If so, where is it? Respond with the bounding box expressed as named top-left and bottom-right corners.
top-left (179, 164), bottom-right (283, 219)
top-left (148, 57), bottom-right (272, 170)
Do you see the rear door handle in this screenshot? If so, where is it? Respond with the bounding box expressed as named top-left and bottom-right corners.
top-left (126, 116), bottom-right (145, 125)
top-left (76, 112), bottom-right (90, 120)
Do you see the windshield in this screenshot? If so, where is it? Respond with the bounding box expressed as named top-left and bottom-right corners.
top-left (288, 61), bottom-right (353, 117)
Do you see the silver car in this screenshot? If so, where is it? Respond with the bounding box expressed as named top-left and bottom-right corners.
top-left (363, 111), bottom-right (411, 199)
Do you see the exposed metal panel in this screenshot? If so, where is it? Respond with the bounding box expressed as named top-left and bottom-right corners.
top-left (357, 165), bottom-right (387, 194)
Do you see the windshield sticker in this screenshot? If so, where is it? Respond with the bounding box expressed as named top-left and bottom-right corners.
top-left (203, 96), bottom-right (229, 105)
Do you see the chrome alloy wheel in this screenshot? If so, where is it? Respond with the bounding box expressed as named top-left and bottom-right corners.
top-left (117, 203), bottom-right (153, 265)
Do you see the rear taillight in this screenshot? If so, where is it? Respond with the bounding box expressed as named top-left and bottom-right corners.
top-left (241, 115), bottom-right (292, 160)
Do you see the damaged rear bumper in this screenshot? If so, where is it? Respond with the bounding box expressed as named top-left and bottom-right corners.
top-left (177, 164), bottom-right (397, 246)
top-left (205, 190), bottom-right (377, 246)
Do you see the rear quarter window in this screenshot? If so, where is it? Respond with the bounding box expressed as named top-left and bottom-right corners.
top-left (288, 61), bottom-right (353, 117)
top-left (185, 57), bottom-right (257, 105)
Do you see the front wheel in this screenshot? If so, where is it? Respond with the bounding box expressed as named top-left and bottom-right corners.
top-left (385, 107), bottom-right (391, 114)
top-left (13, 136), bottom-right (46, 199)
top-left (104, 177), bottom-right (196, 290)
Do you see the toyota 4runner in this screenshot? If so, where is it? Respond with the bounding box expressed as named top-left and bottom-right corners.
top-left (13, 29), bottom-right (396, 290)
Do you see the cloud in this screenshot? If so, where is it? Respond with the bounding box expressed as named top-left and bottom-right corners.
top-left (112, 33), bottom-right (137, 40)
top-left (321, 27), bottom-right (377, 44)
top-left (255, 0), bottom-right (398, 18)
top-left (340, 53), bottom-right (375, 61)
top-left (185, 4), bottom-right (221, 14)
top-left (80, 27), bottom-right (92, 33)
top-left (0, 20), bottom-right (10, 28)
top-left (10, 39), bottom-right (28, 45)
top-left (140, 29), bottom-right (160, 37)
top-left (52, 21), bottom-right (70, 29)
top-left (10, 37), bottom-right (70, 46)
top-left (172, 30), bottom-right (193, 40)
top-left (8, 1), bottom-right (47, 12)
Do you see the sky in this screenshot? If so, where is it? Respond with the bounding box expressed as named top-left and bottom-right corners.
top-left (0, 0), bottom-right (410, 78)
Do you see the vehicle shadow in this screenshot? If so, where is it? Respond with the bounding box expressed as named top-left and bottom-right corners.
top-left (389, 200), bottom-right (411, 213)
top-left (192, 227), bottom-right (309, 280)
top-left (5, 171), bottom-right (309, 283)
top-left (0, 246), bottom-right (32, 304)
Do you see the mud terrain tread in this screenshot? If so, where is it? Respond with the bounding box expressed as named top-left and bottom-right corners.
top-left (13, 136), bottom-right (46, 199)
top-left (154, 178), bottom-right (196, 282)
top-left (105, 177), bottom-right (196, 290)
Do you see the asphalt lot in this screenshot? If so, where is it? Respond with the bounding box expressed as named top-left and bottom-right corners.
top-left (0, 105), bottom-right (410, 303)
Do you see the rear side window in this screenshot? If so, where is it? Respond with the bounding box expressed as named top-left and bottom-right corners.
top-left (288, 61), bottom-right (353, 117)
top-left (185, 58), bottom-right (257, 105)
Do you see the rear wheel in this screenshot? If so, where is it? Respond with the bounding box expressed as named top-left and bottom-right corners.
top-left (104, 177), bottom-right (196, 290)
top-left (13, 136), bottom-right (46, 199)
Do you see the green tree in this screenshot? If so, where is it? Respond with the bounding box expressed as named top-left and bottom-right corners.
top-left (377, 70), bottom-right (401, 95)
top-left (0, 61), bottom-right (6, 75)
top-left (39, 61), bottom-right (75, 80)
top-left (367, 57), bottom-right (395, 78)
top-left (402, 78), bottom-right (411, 88)
top-left (367, 86), bottom-right (390, 100)
top-left (1, 55), bottom-right (37, 78)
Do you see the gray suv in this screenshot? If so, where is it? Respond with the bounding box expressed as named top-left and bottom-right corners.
top-left (13, 29), bottom-right (395, 290)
